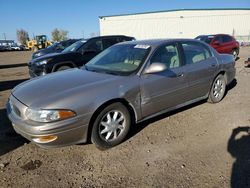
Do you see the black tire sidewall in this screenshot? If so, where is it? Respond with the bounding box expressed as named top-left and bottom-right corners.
top-left (232, 49), bottom-right (238, 60)
top-left (209, 75), bottom-right (226, 103)
top-left (56, 65), bottom-right (71, 71)
top-left (91, 103), bottom-right (131, 149)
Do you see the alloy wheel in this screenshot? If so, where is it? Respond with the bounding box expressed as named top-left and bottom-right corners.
top-left (99, 110), bottom-right (126, 141)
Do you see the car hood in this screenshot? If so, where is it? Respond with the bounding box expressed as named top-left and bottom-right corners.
top-left (31, 52), bottom-right (61, 62)
top-left (32, 48), bottom-right (51, 58)
top-left (12, 68), bottom-right (119, 107)
top-left (31, 51), bottom-right (77, 63)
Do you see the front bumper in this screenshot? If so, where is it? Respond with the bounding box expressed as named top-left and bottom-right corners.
top-left (28, 63), bottom-right (47, 78)
top-left (6, 95), bottom-right (91, 148)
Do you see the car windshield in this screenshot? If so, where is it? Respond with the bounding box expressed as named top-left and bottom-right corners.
top-left (62, 40), bottom-right (86, 53)
top-left (195, 35), bottom-right (214, 44)
top-left (85, 44), bottom-right (150, 75)
top-left (47, 42), bottom-right (59, 49)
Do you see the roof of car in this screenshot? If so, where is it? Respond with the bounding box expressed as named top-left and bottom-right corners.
top-left (85, 35), bottom-right (134, 41)
top-left (197, 34), bottom-right (232, 37)
top-left (118, 38), bottom-right (202, 48)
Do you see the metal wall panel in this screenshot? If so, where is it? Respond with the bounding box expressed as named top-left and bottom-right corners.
top-left (99, 10), bottom-right (250, 40)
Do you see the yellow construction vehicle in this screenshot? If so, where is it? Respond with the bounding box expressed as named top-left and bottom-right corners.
top-left (26, 35), bottom-right (52, 51)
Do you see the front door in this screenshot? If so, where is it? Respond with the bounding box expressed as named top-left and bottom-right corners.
top-left (140, 43), bottom-right (189, 118)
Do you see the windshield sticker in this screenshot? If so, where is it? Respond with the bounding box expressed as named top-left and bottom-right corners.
top-left (134, 44), bottom-right (150, 49)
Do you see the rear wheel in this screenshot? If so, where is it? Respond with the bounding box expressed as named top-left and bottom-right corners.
top-left (208, 74), bottom-right (226, 103)
top-left (91, 103), bottom-right (131, 149)
top-left (232, 49), bottom-right (238, 60)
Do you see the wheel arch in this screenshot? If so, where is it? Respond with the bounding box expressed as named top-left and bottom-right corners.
top-left (52, 61), bottom-right (77, 72)
top-left (87, 98), bottom-right (137, 142)
top-left (216, 70), bottom-right (227, 84)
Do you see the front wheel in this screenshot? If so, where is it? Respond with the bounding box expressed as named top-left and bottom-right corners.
top-left (91, 103), bottom-right (131, 149)
top-left (208, 74), bottom-right (226, 103)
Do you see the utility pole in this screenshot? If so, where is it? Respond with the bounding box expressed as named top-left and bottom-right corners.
top-left (3, 33), bottom-right (6, 40)
top-left (3, 33), bottom-right (6, 46)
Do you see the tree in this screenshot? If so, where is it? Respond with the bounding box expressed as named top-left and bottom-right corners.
top-left (51, 28), bottom-right (69, 41)
top-left (16, 29), bottom-right (29, 45)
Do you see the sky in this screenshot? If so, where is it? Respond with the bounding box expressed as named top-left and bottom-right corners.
top-left (0, 0), bottom-right (249, 41)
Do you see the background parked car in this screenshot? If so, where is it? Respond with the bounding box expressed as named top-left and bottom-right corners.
top-left (28, 35), bottom-right (135, 77)
top-left (195, 34), bottom-right (239, 60)
top-left (10, 43), bottom-right (25, 51)
top-left (0, 45), bottom-right (7, 51)
top-left (7, 39), bottom-right (236, 149)
top-left (32, 39), bottom-right (79, 59)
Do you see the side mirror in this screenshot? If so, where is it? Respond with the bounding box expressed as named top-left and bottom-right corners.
top-left (144, 62), bottom-right (167, 74)
top-left (213, 41), bottom-right (220, 45)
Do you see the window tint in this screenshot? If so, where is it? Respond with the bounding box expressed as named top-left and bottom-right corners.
top-left (103, 38), bottom-right (120, 49)
top-left (182, 42), bottom-right (211, 64)
top-left (222, 35), bottom-right (233, 43)
top-left (213, 36), bottom-right (223, 44)
top-left (195, 35), bottom-right (214, 44)
top-left (85, 39), bottom-right (103, 51)
top-left (150, 44), bottom-right (180, 69)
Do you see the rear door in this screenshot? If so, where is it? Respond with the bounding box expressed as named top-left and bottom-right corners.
top-left (212, 35), bottom-right (224, 53)
top-left (140, 42), bottom-right (189, 118)
top-left (221, 35), bottom-right (234, 53)
top-left (179, 41), bottom-right (217, 100)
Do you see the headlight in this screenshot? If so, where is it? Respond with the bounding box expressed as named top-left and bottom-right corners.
top-left (34, 52), bottom-right (41, 57)
top-left (26, 108), bottom-right (76, 122)
top-left (35, 59), bottom-right (48, 66)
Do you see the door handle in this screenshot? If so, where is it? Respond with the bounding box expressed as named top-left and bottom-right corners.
top-left (211, 64), bottom-right (216, 67)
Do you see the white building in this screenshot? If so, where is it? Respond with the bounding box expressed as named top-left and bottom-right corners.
top-left (99, 8), bottom-right (250, 43)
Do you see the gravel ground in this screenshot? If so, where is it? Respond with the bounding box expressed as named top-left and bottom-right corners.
top-left (0, 48), bottom-right (250, 188)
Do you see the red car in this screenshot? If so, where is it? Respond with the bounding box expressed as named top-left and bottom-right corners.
top-left (195, 34), bottom-right (240, 60)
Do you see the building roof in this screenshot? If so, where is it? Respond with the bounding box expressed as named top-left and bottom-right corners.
top-left (99, 8), bottom-right (250, 18)
top-left (0, 40), bottom-right (14, 43)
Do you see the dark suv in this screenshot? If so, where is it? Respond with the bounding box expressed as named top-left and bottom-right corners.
top-left (195, 34), bottom-right (239, 60)
top-left (28, 35), bottom-right (135, 77)
top-left (32, 39), bottom-right (79, 59)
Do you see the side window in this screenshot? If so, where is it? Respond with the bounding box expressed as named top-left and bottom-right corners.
top-left (85, 39), bottom-right (103, 52)
top-left (150, 44), bottom-right (180, 69)
top-left (213, 36), bottom-right (223, 44)
top-left (103, 38), bottom-right (120, 49)
top-left (182, 42), bottom-right (211, 64)
top-left (222, 35), bottom-right (233, 43)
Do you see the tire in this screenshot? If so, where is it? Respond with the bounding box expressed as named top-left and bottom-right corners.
top-left (208, 74), bottom-right (226, 103)
top-left (91, 102), bottom-right (131, 149)
top-left (232, 49), bottom-right (238, 60)
top-left (56, 65), bottom-right (72, 71)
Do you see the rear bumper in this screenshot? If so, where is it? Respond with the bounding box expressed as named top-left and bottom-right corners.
top-left (227, 67), bottom-right (236, 85)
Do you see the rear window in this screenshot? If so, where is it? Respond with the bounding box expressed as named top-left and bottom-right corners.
top-left (195, 35), bottom-right (214, 44)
